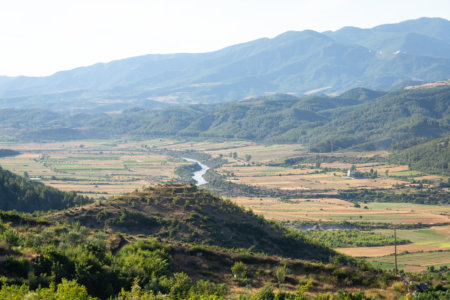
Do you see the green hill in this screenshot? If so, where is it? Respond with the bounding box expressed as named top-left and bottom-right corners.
top-left (390, 137), bottom-right (450, 176)
top-left (51, 183), bottom-right (334, 262)
top-left (1, 85), bottom-right (449, 153)
top-left (0, 166), bottom-right (91, 212)
top-left (306, 86), bottom-right (450, 152)
top-left (89, 85), bottom-right (449, 151)
top-left (0, 209), bottom-right (392, 299)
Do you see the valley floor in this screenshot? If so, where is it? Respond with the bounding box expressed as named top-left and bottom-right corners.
top-left (0, 138), bottom-right (448, 272)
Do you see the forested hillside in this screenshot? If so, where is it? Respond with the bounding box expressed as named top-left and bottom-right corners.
top-left (77, 85), bottom-right (450, 151)
top-left (305, 86), bottom-right (450, 151)
top-left (0, 167), bottom-right (91, 212)
top-left (0, 149), bottom-right (19, 157)
top-left (0, 85), bottom-right (448, 153)
top-left (390, 137), bottom-right (450, 176)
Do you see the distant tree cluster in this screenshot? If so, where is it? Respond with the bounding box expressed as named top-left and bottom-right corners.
top-left (302, 229), bottom-right (410, 248)
top-left (0, 149), bottom-right (20, 158)
top-left (174, 162), bottom-right (201, 183)
top-left (339, 188), bottom-right (449, 205)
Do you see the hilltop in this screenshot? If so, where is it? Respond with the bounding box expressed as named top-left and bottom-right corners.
top-left (51, 183), bottom-right (334, 262)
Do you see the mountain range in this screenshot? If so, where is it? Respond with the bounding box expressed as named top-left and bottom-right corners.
top-left (0, 17), bottom-right (449, 112)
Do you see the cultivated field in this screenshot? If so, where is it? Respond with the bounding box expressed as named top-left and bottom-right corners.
top-left (0, 139), bottom-right (189, 198)
top-left (233, 197), bottom-right (450, 224)
top-left (1, 138), bottom-right (449, 272)
top-left (367, 251), bottom-right (450, 272)
top-left (338, 225), bottom-right (450, 253)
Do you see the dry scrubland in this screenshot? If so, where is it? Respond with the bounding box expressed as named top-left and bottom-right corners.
top-left (0, 138), bottom-right (449, 272)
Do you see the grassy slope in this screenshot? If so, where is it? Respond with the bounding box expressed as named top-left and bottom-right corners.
top-left (0, 210), bottom-right (392, 297)
top-left (50, 183), bottom-right (335, 262)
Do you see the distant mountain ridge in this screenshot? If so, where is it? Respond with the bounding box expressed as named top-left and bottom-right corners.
top-left (0, 17), bottom-right (449, 112)
top-left (324, 17), bottom-right (450, 55)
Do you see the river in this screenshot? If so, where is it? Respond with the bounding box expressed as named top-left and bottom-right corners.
top-left (182, 157), bottom-right (210, 186)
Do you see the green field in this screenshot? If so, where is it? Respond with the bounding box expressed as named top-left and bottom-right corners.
top-left (368, 251), bottom-right (450, 272)
top-left (376, 226), bottom-right (450, 249)
top-left (389, 170), bottom-right (424, 177)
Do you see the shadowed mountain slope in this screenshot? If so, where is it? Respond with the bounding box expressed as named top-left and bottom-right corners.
top-left (0, 167), bottom-right (91, 212)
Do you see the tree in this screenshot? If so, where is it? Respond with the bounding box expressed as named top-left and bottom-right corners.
top-left (53, 279), bottom-right (95, 300)
top-left (255, 285), bottom-right (275, 300)
top-left (244, 154), bottom-right (252, 162)
top-left (170, 272), bottom-right (192, 298)
top-left (231, 261), bottom-right (247, 279)
top-left (1, 229), bottom-right (21, 249)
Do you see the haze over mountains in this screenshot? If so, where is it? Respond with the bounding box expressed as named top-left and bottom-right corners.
top-left (0, 17), bottom-right (449, 113)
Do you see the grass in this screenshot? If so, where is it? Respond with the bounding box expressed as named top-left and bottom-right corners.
top-left (367, 251), bottom-right (450, 272)
top-left (66, 156), bottom-right (119, 160)
top-left (389, 170), bottom-right (423, 177)
top-left (336, 225), bottom-right (450, 262)
top-left (53, 167), bottom-right (127, 171)
top-left (376, 226), bottom-right (450, 249)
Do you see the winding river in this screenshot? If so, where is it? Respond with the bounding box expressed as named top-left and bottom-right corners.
top-left (182, 157), bottom-right (210, 186)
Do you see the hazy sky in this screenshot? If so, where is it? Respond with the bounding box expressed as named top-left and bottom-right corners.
top-left (1, 0), bottom-right (449, 77)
